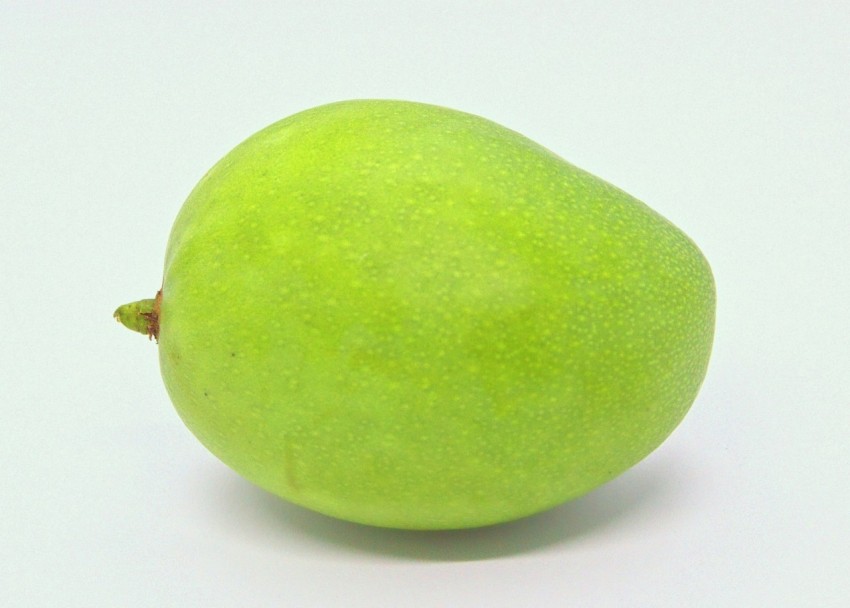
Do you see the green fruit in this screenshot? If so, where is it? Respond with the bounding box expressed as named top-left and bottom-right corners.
top-left (116, 100), bottom-right (715, 530)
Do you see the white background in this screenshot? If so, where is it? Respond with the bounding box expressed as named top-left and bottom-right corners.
top-left (2, 2), bottom-right (848, 606)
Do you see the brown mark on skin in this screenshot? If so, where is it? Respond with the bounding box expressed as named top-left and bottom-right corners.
top-left (143, 289), bottom-right (163, 341)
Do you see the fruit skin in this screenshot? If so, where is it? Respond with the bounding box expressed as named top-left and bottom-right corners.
top-left (121, 100), bottom-right (715, 529)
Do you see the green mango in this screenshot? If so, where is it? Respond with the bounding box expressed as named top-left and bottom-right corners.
top-left (116, 100), bottom-right (715, 529)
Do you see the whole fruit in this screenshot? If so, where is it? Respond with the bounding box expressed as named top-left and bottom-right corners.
top-left (116, 100), bottom-right (715, 530)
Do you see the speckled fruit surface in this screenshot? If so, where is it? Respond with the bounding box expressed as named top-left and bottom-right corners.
top-left (116, 100), bottom-right (715, 529)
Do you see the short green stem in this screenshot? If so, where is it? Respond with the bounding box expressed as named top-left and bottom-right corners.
top-left (114, 291), bottom-right (161, 340)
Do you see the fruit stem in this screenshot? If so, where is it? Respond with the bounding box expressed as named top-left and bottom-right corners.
top-left (114, 290), bottom-right (162, 341)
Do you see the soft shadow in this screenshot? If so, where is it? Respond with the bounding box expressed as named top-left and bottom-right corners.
top-left (196, 455), bottom-right (688, 562)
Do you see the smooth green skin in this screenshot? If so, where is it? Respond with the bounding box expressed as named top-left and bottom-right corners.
top-left (122, 100), bottom-right (715, 529)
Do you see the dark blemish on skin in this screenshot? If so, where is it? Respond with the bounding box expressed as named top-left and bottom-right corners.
top-left (143, 289), bottom-right (163, 341)
top-left (204, 391), bottom-right (209, 397)
top-left (231, 352), bottom-right (236, 357)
